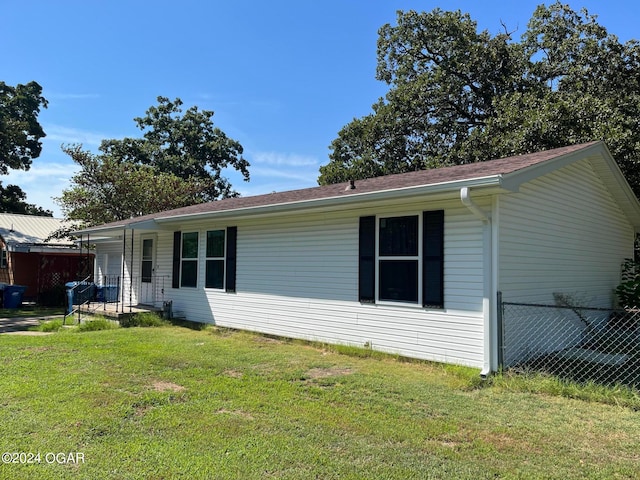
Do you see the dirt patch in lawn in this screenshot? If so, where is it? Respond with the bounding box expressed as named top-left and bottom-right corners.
top-left (252, 335), bottom-right (284, 345)
top-left (152, 381), bottom-right (186, 392)
top-left (223, 369), bottom-right (244, 378)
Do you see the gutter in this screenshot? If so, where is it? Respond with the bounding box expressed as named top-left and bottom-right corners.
top-left (73, 175), bottom-right (507, 236)
top-left (460, 187), bottom-right (493, 378)
top-left (155, 176), bottom-right (505, 225)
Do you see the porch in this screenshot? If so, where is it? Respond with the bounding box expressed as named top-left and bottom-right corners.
top-left (77, 301), bottom-right (164, 320)
top-left (64, 274), bottom-right (172, 323)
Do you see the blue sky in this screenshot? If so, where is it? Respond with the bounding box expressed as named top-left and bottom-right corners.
top-left (2, 0), bottom-right (638, 217)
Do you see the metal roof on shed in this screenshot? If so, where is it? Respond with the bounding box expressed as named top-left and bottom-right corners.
top-left (0, 214), bottom-right (73, 247)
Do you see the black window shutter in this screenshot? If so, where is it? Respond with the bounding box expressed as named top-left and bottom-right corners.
top-left (423, 211), bottom-right (444, 308)
top-left (225, 226), bottom-right (237, 292)
top-left (359, 216), bottom-right (376, 303)
top-left (172, 231), bottom-right (181, 289)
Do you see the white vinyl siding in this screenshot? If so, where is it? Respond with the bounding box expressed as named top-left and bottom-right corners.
top-left (94, 241), bottom-right (124, 282)
top-left (498, 159), bottom-right (635, 366)
top-left (148, 200), bottom-right (486, 368)
top-left (87, 144), bottom-right (640, 372)
top-left (499, 158), bottom-right (634, 306)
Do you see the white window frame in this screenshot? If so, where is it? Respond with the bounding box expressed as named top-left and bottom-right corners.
top-left (375, 213), bottom-right (423, 306)
top-left (205, 229), bottom-right (226, 290)
top-left (180, 232), bottom-right (199, 288)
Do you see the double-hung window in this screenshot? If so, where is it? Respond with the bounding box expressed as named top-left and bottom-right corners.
top-left (180, 232), bottom-right (199, 288)
top-left (205, 230), bottom-right (225, 289)
top-left (378, 215), bottom-right (420, 303)
top-left (359, 210), bottom-right (444, 308)
top-left (172, 227), bottom-right (237, 292)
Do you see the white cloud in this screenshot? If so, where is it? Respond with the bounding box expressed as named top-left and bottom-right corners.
top-left (43, 124), bottom-right (107, 148)
top-left (1, 161), bottom-right (80, 217)
top-left (252, 151), bottom-right (319, 168)
top-left (250, 166), bottom-right (318, 184)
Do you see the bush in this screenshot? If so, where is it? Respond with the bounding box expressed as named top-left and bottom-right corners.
top-left (31, 319), bottom-right (64, 332)
top-left (77, 318), bottom-right (119, 332)
top-left (119, 312), bottom-right (167, 328)
top-left (615, 258), bottom-right (640, 309)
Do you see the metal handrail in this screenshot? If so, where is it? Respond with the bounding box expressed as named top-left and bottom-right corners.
top-left (63, 275), bottom-right (94, 325)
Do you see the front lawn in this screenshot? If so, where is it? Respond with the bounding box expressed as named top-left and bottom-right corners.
top-left (0, 326), bottom-right (639, 479)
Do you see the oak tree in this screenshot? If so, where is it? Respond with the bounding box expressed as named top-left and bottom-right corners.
top-left (58, 97), bottom-right (250, 225)
top-left (0, 80), bottom-right (51, 216)
top-left (319, 2), bottom-right (640, 196)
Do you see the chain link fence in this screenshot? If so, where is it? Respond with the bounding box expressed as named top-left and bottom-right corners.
top-left (499, 293), bottom-right (640, 388)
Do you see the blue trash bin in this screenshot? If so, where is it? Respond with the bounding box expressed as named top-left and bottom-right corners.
top-left (96, 285), bottom-right (119, 303)
top-left (65, 281), bottom-right (96, 314)
top-left (4, 285), bottom-right (26, 309)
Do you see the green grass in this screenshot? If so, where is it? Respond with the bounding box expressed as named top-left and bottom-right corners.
top-left (76, 317), bottom-right (119, 332)
top-left (31, 319), bottom-right (65, 332)
top-left (0, 306), bottom-right (65, 318)
top-left (1, 327), bottom-right (639, 479)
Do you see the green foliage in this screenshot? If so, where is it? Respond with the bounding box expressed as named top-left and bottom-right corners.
top-left (56, 145), bottom-right (212, 225)
top-left (320, 2), bottom-right (640, 198)
top-left (615, 258), bottom-right (640, 309)
top-left (490, 370), bottom-right (640, 410)
top-left (57, 96), bottom-right (250, 226)
top-left (119, 312), bottom-right (167, 328)
top-left (0, 182), bottom-right (52, 216)
top-left (0, 80), bottom-right (51, 215)
top-left (77, 317), bottom-right (119, 331)
top-left (0, 81), bottom-right (48, 173)
top-left (30, 319), bottom-right (64, 332)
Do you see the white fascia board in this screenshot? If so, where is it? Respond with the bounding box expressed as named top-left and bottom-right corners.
top-left (72, 223), bottom-right (129, 236)
top-left (499, 142), bottom-right (602, 192)
top-left (72, 218), bottom-right (171, 236)
top-left (155, 176), bottom-right (506, 225)
top-left (500, 142), bottom-right (640, 230)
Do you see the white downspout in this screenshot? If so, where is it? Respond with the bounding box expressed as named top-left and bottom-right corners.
top-left (460, 187), bottom-right (493, 378)
top-left (461, 187), bottom-right (490, 223)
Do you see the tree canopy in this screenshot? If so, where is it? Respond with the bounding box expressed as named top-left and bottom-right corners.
top-left (0, 81), bottom-right (48, 173)
top-left (57, 97), bottom-right (250, 226)
top-left (0, 182), bottom-right (52, 216)
top-left (319, 2), bottom-right (640, 196)
top-left (0, 80), bottom-right (52, 216)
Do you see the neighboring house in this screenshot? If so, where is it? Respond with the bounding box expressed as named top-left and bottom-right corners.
top-left (75, 142), bottom-right (640, 374)
top-left (0, 213), bottom-right (93, 305)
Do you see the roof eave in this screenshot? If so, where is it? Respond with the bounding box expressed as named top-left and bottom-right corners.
top-left (154, 175), bottom-right (506, 225)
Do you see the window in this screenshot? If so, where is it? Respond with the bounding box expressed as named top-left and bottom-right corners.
top-left (359, 211), bottom-right (444, 308)
top-left (205, 230), bottom-right (225, 289)
top-left (180, 232), bottom-right (198, 287)
top-left (0, 248), bottom-right (7, 268)
top-left (172, 227), bottom-right (237, 292)
top-left (141, 238), bottom-right (153, 283)
top-left (378, 215), bottom-right (420, 303)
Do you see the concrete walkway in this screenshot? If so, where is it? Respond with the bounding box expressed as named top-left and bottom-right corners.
top-left (0, 316), bottom-right (62, 335)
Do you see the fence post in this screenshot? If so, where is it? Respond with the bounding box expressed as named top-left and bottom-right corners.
top-left (497, 291), bottom-right (504, 370)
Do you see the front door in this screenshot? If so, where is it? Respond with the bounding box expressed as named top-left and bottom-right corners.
top-left (140, 236), bottom-right (156, 305)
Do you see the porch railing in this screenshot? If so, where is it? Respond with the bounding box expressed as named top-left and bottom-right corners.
top-left (96, 274), bottom-right (169, 311)
top-left (65, 274), bottom-right (170, 320)
top-left (63, 275), bottom-right (93, 324)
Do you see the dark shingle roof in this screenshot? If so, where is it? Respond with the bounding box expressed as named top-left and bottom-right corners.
top-left (81, 142), bottom-right (600, 232)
